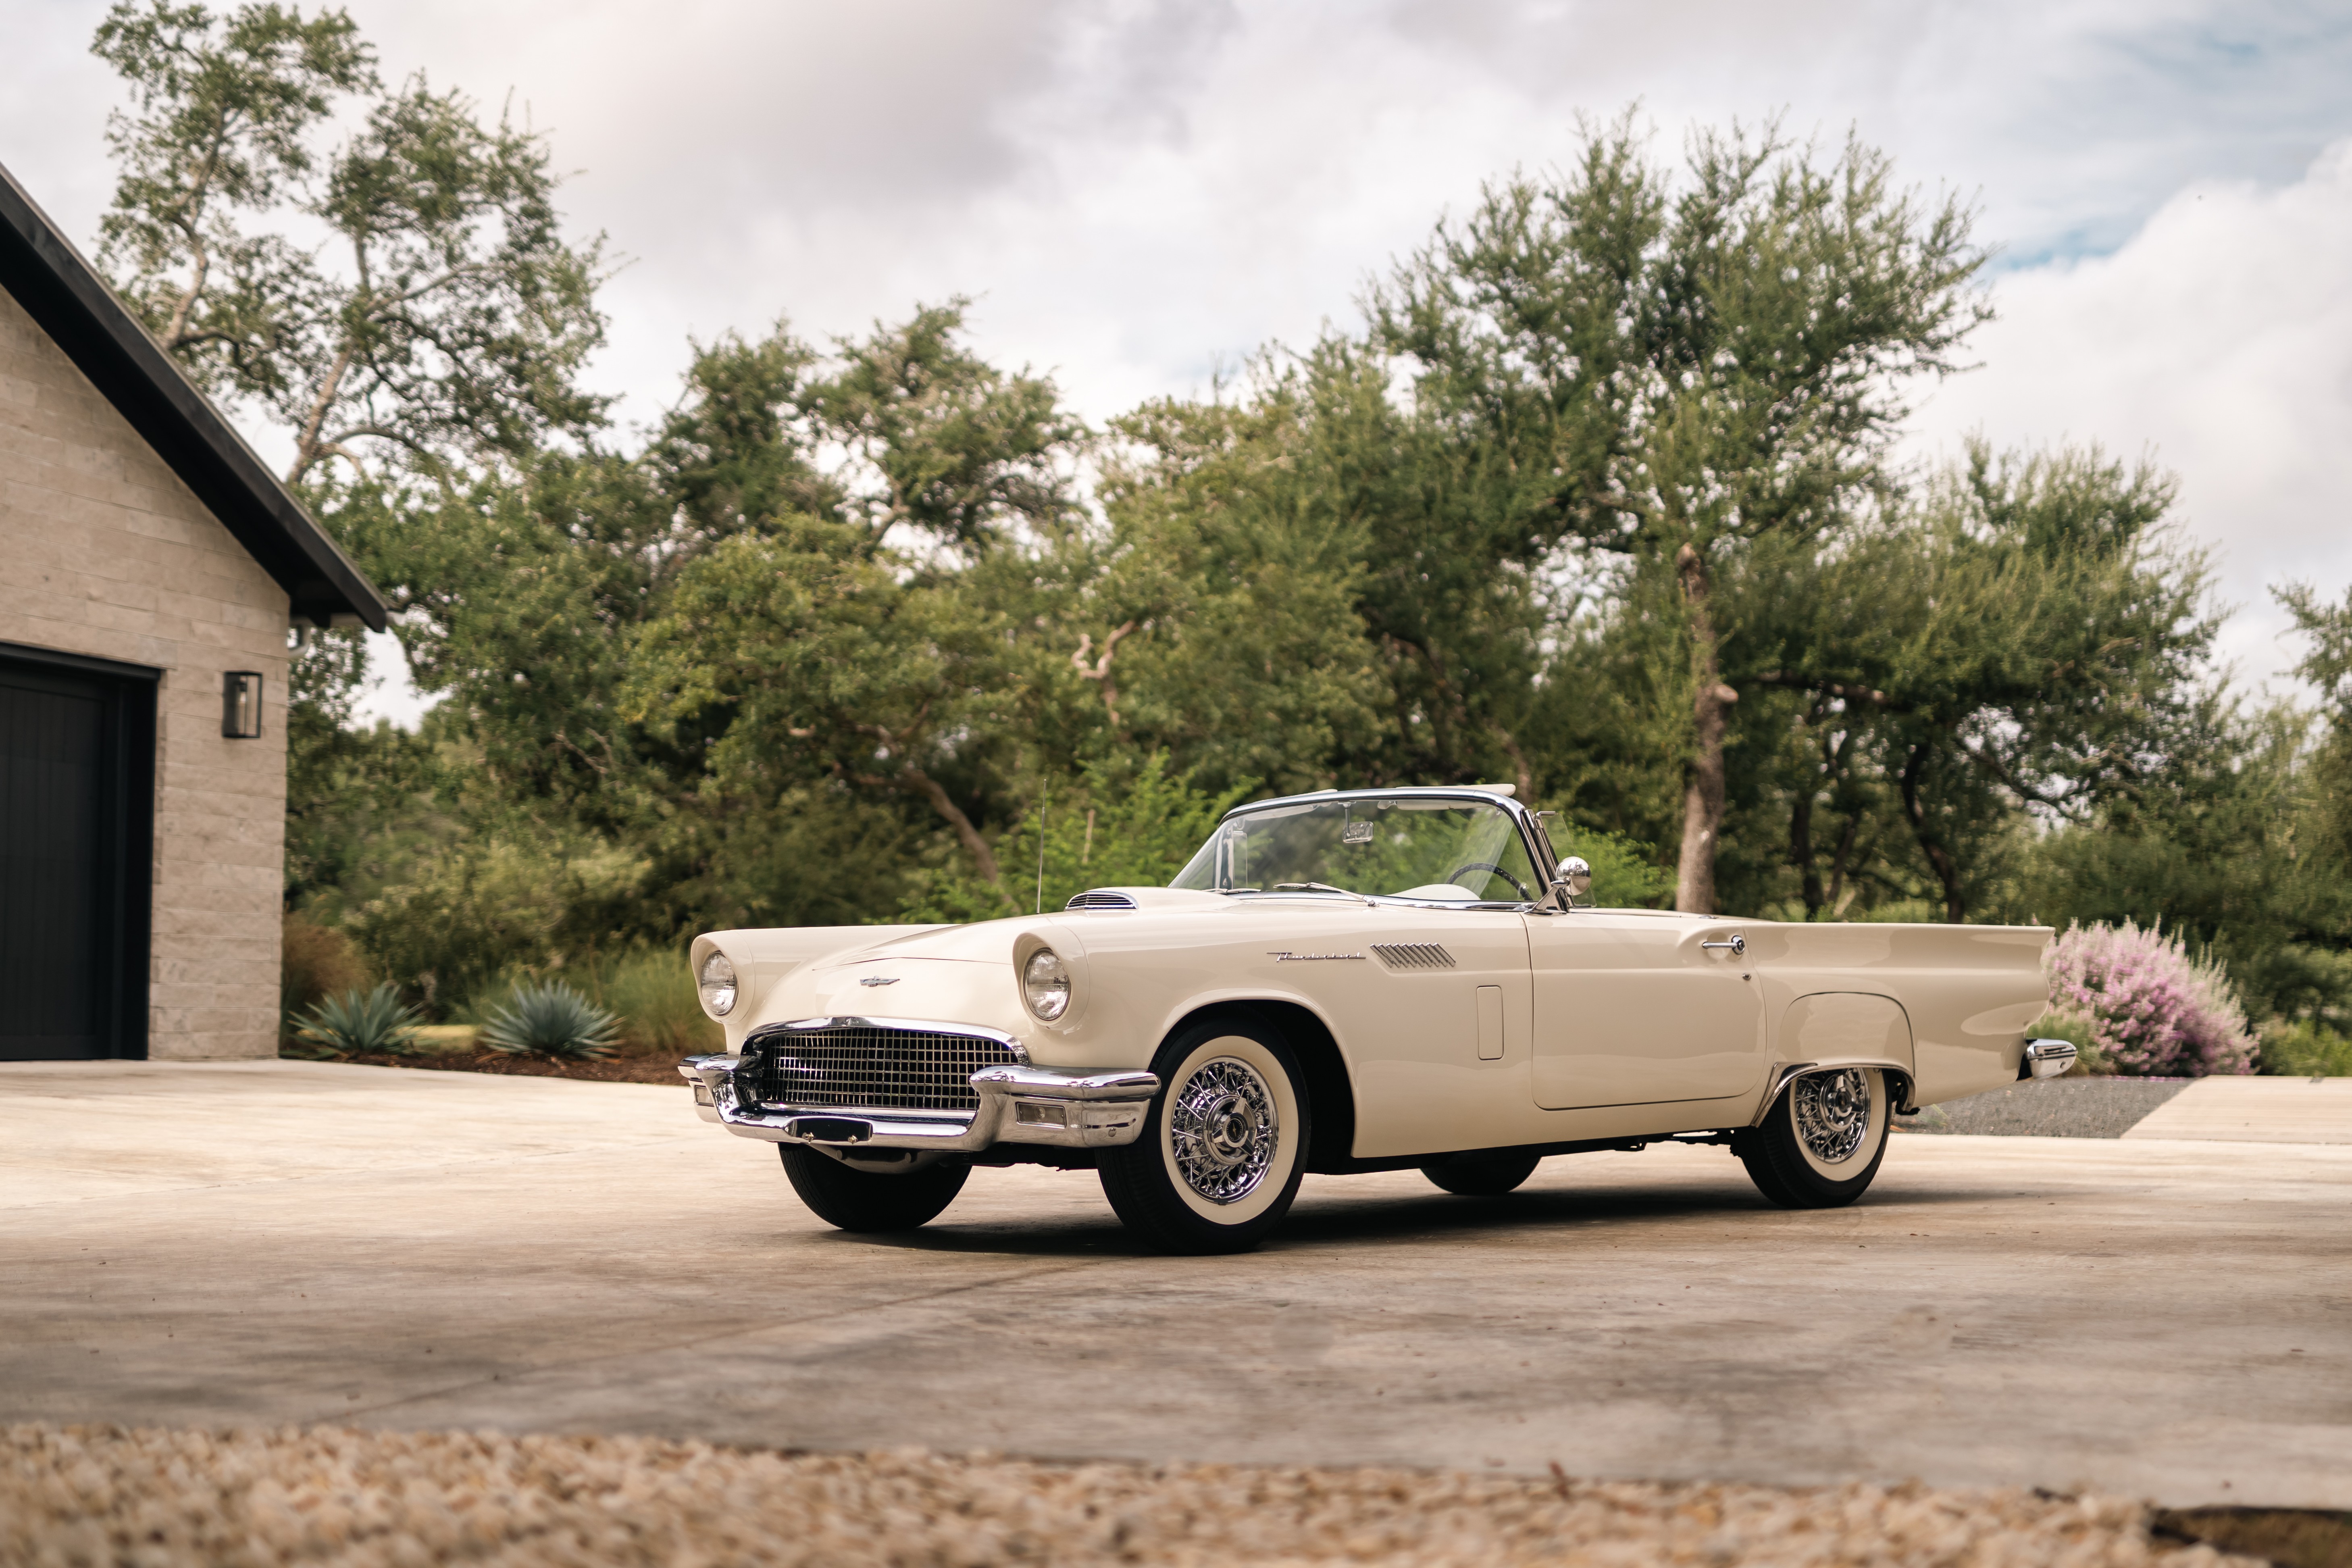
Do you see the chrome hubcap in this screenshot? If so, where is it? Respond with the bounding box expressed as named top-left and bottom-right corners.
top-left (1168, 1056), bottom-right (1277, 1204)
top-left (1792, 1068), bottom-right (1872, 1165)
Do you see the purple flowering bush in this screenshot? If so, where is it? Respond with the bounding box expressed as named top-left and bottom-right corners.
top-left (2041, 920), bottom-right (2258, 1077)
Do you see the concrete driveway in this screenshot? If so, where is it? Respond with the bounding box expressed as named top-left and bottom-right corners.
top-left (4, 1060), bottom-right (2347, 1508)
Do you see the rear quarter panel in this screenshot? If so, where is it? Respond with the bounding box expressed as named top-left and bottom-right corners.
top-left (1748, 923), bottom-right (2051, 1106)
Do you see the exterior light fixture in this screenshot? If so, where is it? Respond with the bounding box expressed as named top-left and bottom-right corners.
top-left (221, 671), bottom-right (263, 738)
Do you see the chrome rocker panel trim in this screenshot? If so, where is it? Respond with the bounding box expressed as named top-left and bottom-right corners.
top-left (678, 1052), bottom-right (1160, 1152)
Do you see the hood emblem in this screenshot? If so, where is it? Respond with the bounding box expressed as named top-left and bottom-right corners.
top-left (858, 975), bottom-right (900, 987)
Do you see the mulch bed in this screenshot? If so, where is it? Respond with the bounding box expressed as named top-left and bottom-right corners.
top-left (2, 1423), bottom-right (2277, 1568)
top-left (302, 1049), bottom-right (689, 1086)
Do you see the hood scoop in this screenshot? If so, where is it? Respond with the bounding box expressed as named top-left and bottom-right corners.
top-left (1066, 890), bottom-right (1139, 911)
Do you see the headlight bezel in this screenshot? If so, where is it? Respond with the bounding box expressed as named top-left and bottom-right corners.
top-left (697, 950), bottom-right (738, 1017)
top-left (1021, 945), bottom-right (1072, 1022)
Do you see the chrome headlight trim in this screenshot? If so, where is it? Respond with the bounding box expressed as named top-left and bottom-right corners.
top-left (1022, 945), bottom-right (1072, 1022)
top-left (698, 950), bottom-right (738, 1017)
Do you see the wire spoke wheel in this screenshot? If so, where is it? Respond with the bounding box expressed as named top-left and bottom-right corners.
top-left (1736, 1065), bottom-right (1890, 1210)
top-left (1791, 1067), bottom-right (1872, 1165)
top-left (1167, 1057), bottom-right (1278, 1205)
top-left (1098, 1021), bottom-right (1310, 1254)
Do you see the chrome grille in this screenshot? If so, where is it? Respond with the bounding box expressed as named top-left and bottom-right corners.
top-left (1372, 942), bottom-right (1457, 971)
top-left (1066, 890), bottom-right (1138, 910)
top-left (741, 1023), bottom-right (1018, 1114)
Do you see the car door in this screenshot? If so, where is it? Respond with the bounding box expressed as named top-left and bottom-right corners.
top-left (1522, 911), bottom-right (1765, 1110)
top-left (1299, 903), bottom-right (1534, 1159)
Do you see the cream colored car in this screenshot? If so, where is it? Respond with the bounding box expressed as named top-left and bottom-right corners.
top-left (679, 787), bottom-right (2071, 1254)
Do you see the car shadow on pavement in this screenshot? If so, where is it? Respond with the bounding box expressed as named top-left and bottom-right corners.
top-left (816, 1174), bottom-right (2029, 1259)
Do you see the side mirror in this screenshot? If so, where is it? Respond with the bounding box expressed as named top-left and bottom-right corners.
top-left (1553, 856), bottom-right (1592, 908)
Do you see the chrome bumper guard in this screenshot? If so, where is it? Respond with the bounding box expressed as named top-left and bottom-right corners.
top-left (677, 1054), bottom-right (1160, 1152)
top-left (2020, 1038), bottom-right (2078, 1081)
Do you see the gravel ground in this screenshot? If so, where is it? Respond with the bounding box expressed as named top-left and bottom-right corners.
top-left (1895, 1079), bottom-right (2194, 1138)
top-left (2, 1425), bottom-right (2266, 1568)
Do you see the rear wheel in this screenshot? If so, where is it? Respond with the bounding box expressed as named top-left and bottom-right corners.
top-left (778, 1145), bottom-right (970, 1232)
top-left (1736, 1067), bottom-right (1889, 1208)
top-left (1098, 1017), bottom-right (1310, 1255)
top-left (1420, 1150), bottom-right (1541, 1195)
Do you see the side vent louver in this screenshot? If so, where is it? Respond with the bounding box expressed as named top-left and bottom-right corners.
top-left (1066, 890), bottom-right (1139, 911)
top-left (1372, 942), bottom-right (1456, 971)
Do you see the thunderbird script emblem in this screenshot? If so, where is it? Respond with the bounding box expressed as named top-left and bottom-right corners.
top-left (858, 976), bottom-right (900, 987)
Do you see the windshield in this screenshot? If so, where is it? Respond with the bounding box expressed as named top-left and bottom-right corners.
top-left (1170, 797), bottom-right (1542, 904)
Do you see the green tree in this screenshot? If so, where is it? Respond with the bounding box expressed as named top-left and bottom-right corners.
top-left (94, 0), bottom-right (608, 486)
top-left (1374, 116), bottom-right (1990, 911)
top-left (93, 0), bottom-right (373, 372)
top-left (1750, 444), bottom-right (2222, 921)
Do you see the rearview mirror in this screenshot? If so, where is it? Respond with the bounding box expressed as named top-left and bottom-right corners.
top-left (1553, 856), bottom-right (1592, 908)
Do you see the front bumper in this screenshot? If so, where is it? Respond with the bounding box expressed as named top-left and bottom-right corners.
top-left (678, 1054), bottom-right (1160, 1152)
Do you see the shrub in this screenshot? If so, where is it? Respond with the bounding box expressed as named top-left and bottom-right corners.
top-left (478, 979), bottom-right (622, 1060)
top-left (587, 950), bottom-right (721, 1055)
top-left (279, 915), bottom-right (370, 1033)
top-left (2044, 920), bottom-right (2258, 1077)
top-left (2259, 1020), bottom-right (2352, 1077)
top-left (289, 984), bottom-right (422, 1059)
top-left (335, 827), bottom-right (654, 1015)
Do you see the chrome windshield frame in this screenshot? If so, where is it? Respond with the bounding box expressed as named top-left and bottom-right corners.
top-left (1189, 787), bottom-right (1559, 910)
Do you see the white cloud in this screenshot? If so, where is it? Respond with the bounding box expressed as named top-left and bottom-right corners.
top-left (1906, 139), bottom-right (2352, 693)
top-left (6, 0), bottom-right (2349, 720)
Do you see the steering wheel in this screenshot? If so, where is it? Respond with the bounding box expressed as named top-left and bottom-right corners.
top-left (1445, 861), bottom-right (1532, 900)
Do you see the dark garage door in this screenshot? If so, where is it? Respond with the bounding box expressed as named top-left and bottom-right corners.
top-left (0, 647), bottom-right (154, 1060)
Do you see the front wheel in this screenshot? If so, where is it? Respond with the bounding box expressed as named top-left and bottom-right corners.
top-left (1098, 1017), bottom-right (1310, 1255)
top-left (778, 1145), bottom-right (970, 1232)
top-left (1736, 1066), bottom-right (1890, 1208)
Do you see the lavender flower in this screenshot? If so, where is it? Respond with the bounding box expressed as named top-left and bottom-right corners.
top-left (2043, 920), bottom-right (2258, 1077)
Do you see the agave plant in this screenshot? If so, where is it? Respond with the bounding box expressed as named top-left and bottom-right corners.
top-left (478, 979), bottom-right (622, 1061)
top-left (291, 983), bottom-right (423, 1059)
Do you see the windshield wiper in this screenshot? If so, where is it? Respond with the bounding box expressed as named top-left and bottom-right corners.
top-left (1272, 881), bottom-right (1372, 904)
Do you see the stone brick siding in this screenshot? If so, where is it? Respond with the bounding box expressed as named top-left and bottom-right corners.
top-left (0, 287), bottom-right (289, 1060)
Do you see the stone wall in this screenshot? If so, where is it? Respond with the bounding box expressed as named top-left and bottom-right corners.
top-left (0, 286), bottom-right (289, 1060)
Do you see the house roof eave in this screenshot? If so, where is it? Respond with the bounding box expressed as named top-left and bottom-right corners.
top-left (0, 159), bottom-right (389, 634)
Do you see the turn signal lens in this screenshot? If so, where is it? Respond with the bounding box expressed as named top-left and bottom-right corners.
top-left (698, 951), bottom-right (738, 1017)
top-left (1022, 947), bottom-right (1071, 1021)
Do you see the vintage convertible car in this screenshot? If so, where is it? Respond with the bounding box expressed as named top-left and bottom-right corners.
top-left (678, 786), bottom-right (2073, 1253)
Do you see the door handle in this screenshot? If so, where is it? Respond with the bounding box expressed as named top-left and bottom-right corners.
top-left (1701, 935), bottom-right (1746, 956)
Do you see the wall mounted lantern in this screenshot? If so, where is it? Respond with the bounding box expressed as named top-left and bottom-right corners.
top-left (221, 671), bottom-right (263, 738)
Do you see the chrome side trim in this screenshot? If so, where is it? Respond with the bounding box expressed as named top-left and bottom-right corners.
top-left (1372, 942), bottom-right (1457, 971)
top-left (678, 1053), bottom-right (1158, 1152)
top-left (1745, 1059), bottom-right (1917, 1126)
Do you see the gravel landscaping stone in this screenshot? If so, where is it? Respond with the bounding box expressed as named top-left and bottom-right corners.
top-left (2, 1424), bottom-right (2262, 1568)
top-left (1896, 1078), bottom-right (2194, 1139)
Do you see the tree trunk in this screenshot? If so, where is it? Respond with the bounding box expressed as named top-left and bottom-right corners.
top-left (1790, 787), bottom-right (1822, 918)
top-left (1674, 543), bottom-right (1737, 914)
top-left (1898, 741), bottom-right (1965, 922)
top-left (901, 766), bottom-right (1001, 885)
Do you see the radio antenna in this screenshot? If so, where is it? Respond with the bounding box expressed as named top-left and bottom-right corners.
top-left (1035, 783), bottom-right (1049, 915)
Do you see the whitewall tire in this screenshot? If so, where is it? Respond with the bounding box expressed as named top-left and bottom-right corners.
top-left (1098, 1018), bottom-right (1310, 1254)
top-left (1736, 1066), bottom-right (1890, 1209)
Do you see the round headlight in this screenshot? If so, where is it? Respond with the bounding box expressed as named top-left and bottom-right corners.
top-left (1022, 947), bottom-right (1071, 1021)
top-left (698, 950), bottom-right (738, 1017)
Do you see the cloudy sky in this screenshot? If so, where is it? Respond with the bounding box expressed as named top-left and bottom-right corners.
top-left (6, 0), bottom-right (2350, 719)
